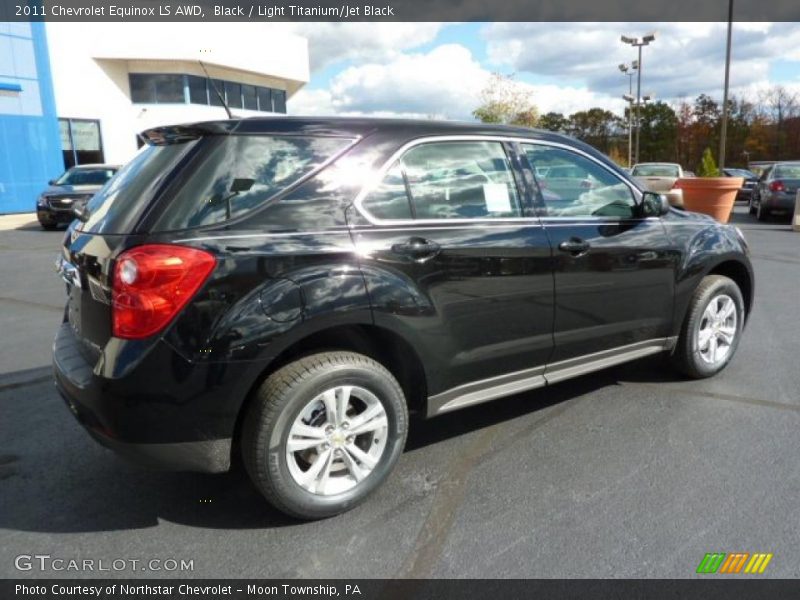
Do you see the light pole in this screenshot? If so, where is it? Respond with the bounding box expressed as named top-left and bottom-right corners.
top-left (621, 33), bottom-right (656, 165)
top-left (619, 62), bottom-right (638, 167)
top-left (719, 0), bottom-right (734, 171)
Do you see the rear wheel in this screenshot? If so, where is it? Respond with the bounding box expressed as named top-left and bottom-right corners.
top-left (671, 275), bottom-right (744, 379)
top-left (756, 200), bottom-right (769, 221)
top-left (242, 351), bottom-right (408, 519)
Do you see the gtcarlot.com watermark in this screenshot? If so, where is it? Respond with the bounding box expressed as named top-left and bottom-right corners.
top-left (14, 554), bottom-right (194, 573)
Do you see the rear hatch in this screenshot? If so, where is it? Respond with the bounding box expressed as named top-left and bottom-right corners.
top-left (59, 139), bottom-right (198, 354)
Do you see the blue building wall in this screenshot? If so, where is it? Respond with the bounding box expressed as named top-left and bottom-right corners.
top-left (0, 23), bottom-right (63, 214)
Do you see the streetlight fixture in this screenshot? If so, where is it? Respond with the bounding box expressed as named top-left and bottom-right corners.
top-left (621, 32), bottom-right (657, 164)
top-left (619, 62), bottom-right (638, 167)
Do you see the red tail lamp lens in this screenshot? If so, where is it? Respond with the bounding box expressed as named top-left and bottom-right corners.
top-left (112, 244), bottom-right (216, 339)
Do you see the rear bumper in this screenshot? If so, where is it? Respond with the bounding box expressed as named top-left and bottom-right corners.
top-left (53, 322), bottom-right (244, 473)
top-left (763, 193), bottom-right (796, 212)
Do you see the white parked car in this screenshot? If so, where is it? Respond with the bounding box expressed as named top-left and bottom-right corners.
top-left (631, 162), bottom-right (685, 207)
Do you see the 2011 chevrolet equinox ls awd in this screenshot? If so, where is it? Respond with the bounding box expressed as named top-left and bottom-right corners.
top-left (54, 118), bottom-right (754, 519)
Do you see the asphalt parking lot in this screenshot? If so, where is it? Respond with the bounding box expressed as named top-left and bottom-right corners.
top-left (1, 206), bottom-right (799, 579)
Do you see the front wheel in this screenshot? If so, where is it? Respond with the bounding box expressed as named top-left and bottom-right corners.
top-left (671, 275), bottom-right (744, 379)
top-left (242, 352), bottom-right (408, 519)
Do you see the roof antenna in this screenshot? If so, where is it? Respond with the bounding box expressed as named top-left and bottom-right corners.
top-left (199, 60), bottom-right (233, 119)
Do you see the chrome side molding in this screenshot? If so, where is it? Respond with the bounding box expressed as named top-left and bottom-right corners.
top-left (427, 337), bottom-right (677, 417)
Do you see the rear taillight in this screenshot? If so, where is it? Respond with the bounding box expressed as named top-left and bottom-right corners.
top-left (671, 180), bottom-right (681, 190)
top-left (769, 180), bottom-right (785, 192)
top-left (112, 244), bottom-right (216, 340)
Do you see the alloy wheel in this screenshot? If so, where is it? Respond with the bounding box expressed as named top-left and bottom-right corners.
top-left (696, 294), bottom-right (738, 365)
top-left (285, 385), bottom-right (389, 496)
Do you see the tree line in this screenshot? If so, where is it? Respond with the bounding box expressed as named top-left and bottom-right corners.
top-left (473, 74), bottom-right (800, 170)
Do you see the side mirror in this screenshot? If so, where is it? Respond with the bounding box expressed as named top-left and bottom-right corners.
top-left (641, 191), bottom-right (670, 217)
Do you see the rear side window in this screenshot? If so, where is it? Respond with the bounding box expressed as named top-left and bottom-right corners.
top-left (153, 135), bottom-right (352, 231)
top-left (361, 141), bottom-right (522, 221)
top-left (82, 142), bottom-right (194, 234)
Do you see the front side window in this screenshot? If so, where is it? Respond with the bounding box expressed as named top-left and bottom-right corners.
top-left (153, 135), bottom-right (353, 231)
top-left (361, 163), bottom-right (413, 220)
top-left (365, 141), bottom-right (522, 221)
top-left (523, 144), bottom-right (636, 218)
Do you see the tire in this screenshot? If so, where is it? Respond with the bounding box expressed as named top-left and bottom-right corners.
top-left (756, 200), bottom-right (769, 221)
top-left (671, 275), bottom-right (745, 379)
top-left (748, 197), bottom-right (756, 215)
top-left (241, 351), bottom-right (408, 519)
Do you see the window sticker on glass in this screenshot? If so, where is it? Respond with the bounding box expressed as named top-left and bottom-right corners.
top-left (483, 183), bottom-right (512, 213)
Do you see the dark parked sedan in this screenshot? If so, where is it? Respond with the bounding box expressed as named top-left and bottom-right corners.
top-left (36, 164), bottom-right (119, 230)
top-left (723, 167), bottom-right (758, 202)
top-left (53, 117), bottom-right (753, 519)
top-left (750, 162), bottom-right (800, 221)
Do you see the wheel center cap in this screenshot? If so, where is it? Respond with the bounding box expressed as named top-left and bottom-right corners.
top-left (329, 431), bottom-right (346, 447)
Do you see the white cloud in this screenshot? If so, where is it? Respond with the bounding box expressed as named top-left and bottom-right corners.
top-left (291, 43), bottom-right (621, 120)
top-left (289, 22), bottom-right (444, 71)
top-left (482, 22), bottom-right (800, 103)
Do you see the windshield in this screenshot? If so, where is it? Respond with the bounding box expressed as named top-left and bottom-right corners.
top-left (725, 168), bottom-right (756, 178)
top-left (81, 142), bottom-right (196, 234)
top-left (632, 165), bottom-right (680, 177)
top-left (56, 168), bottom-right (117, 186)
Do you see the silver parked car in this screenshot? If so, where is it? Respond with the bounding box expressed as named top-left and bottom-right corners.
top-left (750, 162), bottom-right (800, 221)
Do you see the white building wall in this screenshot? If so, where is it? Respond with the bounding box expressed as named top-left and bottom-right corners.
top-left (45, 23), bottom-right (309, 165)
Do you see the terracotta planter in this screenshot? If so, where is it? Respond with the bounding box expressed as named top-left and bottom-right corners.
top-left (674, 177), bottom-right (743, 223)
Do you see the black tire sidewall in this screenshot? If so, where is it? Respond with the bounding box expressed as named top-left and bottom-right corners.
top-left (252, 358), bottom-right (407, 519)
top-left (684, 278), bottom-right (744, 378)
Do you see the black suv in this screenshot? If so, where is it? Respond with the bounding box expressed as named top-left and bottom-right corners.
top-left (54, 118), bottom-right (753, 519)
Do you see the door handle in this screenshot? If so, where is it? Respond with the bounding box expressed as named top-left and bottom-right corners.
top-left (558, 238), bottom-right (590, 255)
top-left (391, 237), bottom-right (441, 261)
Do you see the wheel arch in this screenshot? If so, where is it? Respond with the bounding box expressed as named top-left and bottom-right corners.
top-left (230, 322), bottom-right (428, 463)
top-left (706, 258), bottom-right (754, 324)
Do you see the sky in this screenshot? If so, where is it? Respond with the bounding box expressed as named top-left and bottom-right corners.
top-left (281, 22), bottom-right (800, 120)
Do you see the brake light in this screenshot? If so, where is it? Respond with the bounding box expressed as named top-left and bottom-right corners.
top-left (112, 244), bottom-right (216, 339)
top-left (769, 180), bottom-right (785, 192)
top-left (671, 180), bottom-right (681, 190)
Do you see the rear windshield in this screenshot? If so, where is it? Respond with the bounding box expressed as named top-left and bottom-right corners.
top-left (81, 142), bottom-right (195, 234)
top-left (152, 135), bottom-right (353, 231)
top-left (632, 165), bottom-right (680, 177)
top-left (773, 164), bottom-right (800, 179)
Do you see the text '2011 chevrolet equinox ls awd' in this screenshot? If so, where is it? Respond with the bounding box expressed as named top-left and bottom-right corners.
top-left (54, 117), bottom-right (754, 519)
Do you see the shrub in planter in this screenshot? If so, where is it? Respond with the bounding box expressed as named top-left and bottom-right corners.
top-left (675, 148), bottom-right (742, 223)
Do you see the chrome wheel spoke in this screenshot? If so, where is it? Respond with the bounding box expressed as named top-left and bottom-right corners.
top-left (298, 448), bottom-right (333, 491)
top-left (348, 404), bottom-right (388, 436)
top-left (719, 298), bottom-right (735, 320)
top-left (698, 327), bottom-right (713, 349)
top-left (339, 447), bottom-right (367, 482)
top-left (718, 326), bottom-right (735, 345)
top-left (320, 389), bottom-right (339, 425)
top-left (335, 386), bottom-right (351, 426)
top-left (314, 450), bottom-right (335, 494)
top-left (345, 442), bottom-right (379, 469)
top-left (708, 335), bottom-right (719, 362)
